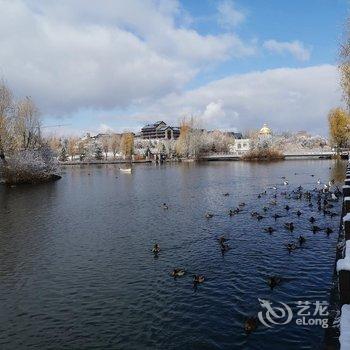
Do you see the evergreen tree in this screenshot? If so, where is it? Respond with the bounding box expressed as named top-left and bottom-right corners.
top-left (94, 144), bottom-right (103, 160)
top-left (59, 147), bottom-right (68, 162)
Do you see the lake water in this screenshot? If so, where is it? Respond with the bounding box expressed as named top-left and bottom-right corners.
top-left (0, 160), bottom-right (346, 350)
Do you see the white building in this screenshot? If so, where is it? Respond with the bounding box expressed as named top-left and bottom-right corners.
top-left (230, 139), bottom-right (250, 155)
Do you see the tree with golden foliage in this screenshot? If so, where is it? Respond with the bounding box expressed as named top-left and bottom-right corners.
top-left (120, 132), bottom-right (134, 158)
top-left (328, 107), bottom-right (350, 153)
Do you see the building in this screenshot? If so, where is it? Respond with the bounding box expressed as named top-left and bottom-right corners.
top-left (259, 123), bottom-right (272, 136)
top-left (140, 121), bottom-right (180, 140)
top-left (230, 139), bottom-right (251, 155)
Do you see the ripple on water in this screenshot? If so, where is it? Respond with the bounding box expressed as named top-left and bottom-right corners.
top-left (0, 160), bottom-right (346, 349)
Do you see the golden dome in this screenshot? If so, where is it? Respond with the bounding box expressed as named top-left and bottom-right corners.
top-left (259, 123), bottom-right (272, 135)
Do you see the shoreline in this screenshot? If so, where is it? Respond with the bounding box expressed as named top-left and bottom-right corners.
top-left (59, 156), bottom-right (340, 166)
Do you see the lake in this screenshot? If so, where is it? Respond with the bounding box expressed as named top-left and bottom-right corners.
top-left (0, 160), bottom-right (346, 349)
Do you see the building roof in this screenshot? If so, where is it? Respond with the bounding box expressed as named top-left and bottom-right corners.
top-left (259, 123), bottom-right (272, 135)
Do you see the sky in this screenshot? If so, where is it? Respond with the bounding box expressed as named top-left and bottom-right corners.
top-left (0, 0), bottom-right (348, 136)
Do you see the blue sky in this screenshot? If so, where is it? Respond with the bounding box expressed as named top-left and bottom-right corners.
top-left (0, 0), bottom-right (348, 135)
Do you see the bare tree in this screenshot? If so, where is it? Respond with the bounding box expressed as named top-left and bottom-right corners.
top-left (15, 97), bottom-right (41, 150)
top-left (109, 133), bottom-right (121, 159)
top-left (67, 137), bottom-right (78, 161)
top-left (101, 136), bottom-right (109, 160)
top-left (340, 19), bottom-right (350, 109)
top-left (0, 81), bottom-right (14, 161)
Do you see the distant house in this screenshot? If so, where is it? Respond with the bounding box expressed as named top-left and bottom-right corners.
top-left (224, 131), bottom-right (243, 139)
top-left (140, 121), bottom-right (180, 140)
top-left (230, 139), bottom-right (251, 155)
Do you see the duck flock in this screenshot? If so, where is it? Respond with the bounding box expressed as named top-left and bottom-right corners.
top-left (152, 171), bottom-right (343, 334)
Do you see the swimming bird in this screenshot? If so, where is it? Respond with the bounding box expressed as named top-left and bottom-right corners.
top-left (286, 243), bottom-right (297, 252)
top-left (220, 242), bottom-right (231, 253)
top-left (317, 179), bottom-right (321, 185)
top-left (223, 193), bottom-right (230, 196)
top-left (193, 275), bottom-right (205, 284)
top-left (283, 180), bottom-right (289, 186)
top-left (296, 210), bottom-right (302, 217)
top-left (264, 227), bottom-right (276, 234)
top-left (309, 216), bottom-right (316, 223)
top-left (298, 235), bottom-right (306, 245)
top-left (325, 227), bottom-right (333, 235)
top-left (311, 225), bottom-right (321, 233)
top-left (267, 276), bottom-right (281, 290)
top-left (272, 213), bottom-right (282, 220)
top-left (218, 236), bottom-right (229, 244)
top-left (284, 205), bottom-right (290, 211)
top-left (171, 268), bottom-right (186, 278)
top-left (205, 213), bottom-right (214, 219)
top-left (152, 243), bottom-right (160, 254)
top-left (284, 222), bottom-right (294, 231)
top-left (244, 317), bottom-right (258, 334)
top-left (162, 203), bottom-right (169, 210)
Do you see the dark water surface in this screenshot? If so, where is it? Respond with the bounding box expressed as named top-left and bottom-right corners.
top-left (0, 160), bottom-right (346, 350)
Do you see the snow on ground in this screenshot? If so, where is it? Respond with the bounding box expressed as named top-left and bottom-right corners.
top-left (337, 241), bottom-right (350, 272)
top-left (340, 305), bottom-right (350, 350)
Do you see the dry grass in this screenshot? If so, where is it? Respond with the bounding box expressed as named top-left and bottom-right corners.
top-left (242, 148), bottom-right (284, 161)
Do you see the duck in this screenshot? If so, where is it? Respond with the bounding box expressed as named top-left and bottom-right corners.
top-left (264, 227), bottom-right (276, 234)
top-left (298, 235), bottom-right (306, 245)
top-left (205, 212), bottom-right (214, 219)
top-left (223, 193), bottom-right (230, 196)
top-left (262, 206), bottom-right (269, 212)
top-left (296, 210), bottom-right (302, 217)
top-left (244, 317), bottom-right (258, 334)
top-left (286, 243), bottom-right (297, 252)
top-left (152, 243), bottom-right (160, 254)
top-left (267, 276), bottom-right (281, 290)
top-left (309, 216), bottom-right (316, 223)
top-left (317, 178), bottom-right (321, 185)
top-left (239, 202), bottom-right (246, 207)
top-left (257, 215), bottom-right (264, 221)
top-left (171, 268), bottom-right (186, 278)
top-left (272, 213), bottom-right (282, 220)
top-left (284, 205), bottom-right (290, 211)
top-left (325, 227), bottom-right (333, 235)
top-left (193, 275), bottom-right (205, 284)
top-left (284, 222), bottom-right (294, 231)
top-left (162, 203), bottom-right (169, 210)
top-left (218, 236), bottom-right (229, 244)
top-left (283, 180), bottom-right (289, 186)
top-left (311, 225), bottom-right (321, 233)
top-left (220, 243), bottom-right (230, 253)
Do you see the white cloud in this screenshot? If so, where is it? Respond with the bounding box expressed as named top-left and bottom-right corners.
top-left (136, 65), bottom-right (341, 134)
top-left (218, 1), bottom-right (245, 28)
top-left (0, 0), bottom-right (255, 115)
top-left (99, 123), bottom-right (114, 133)
top-left (263, 39), bottom-right (311, 61)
